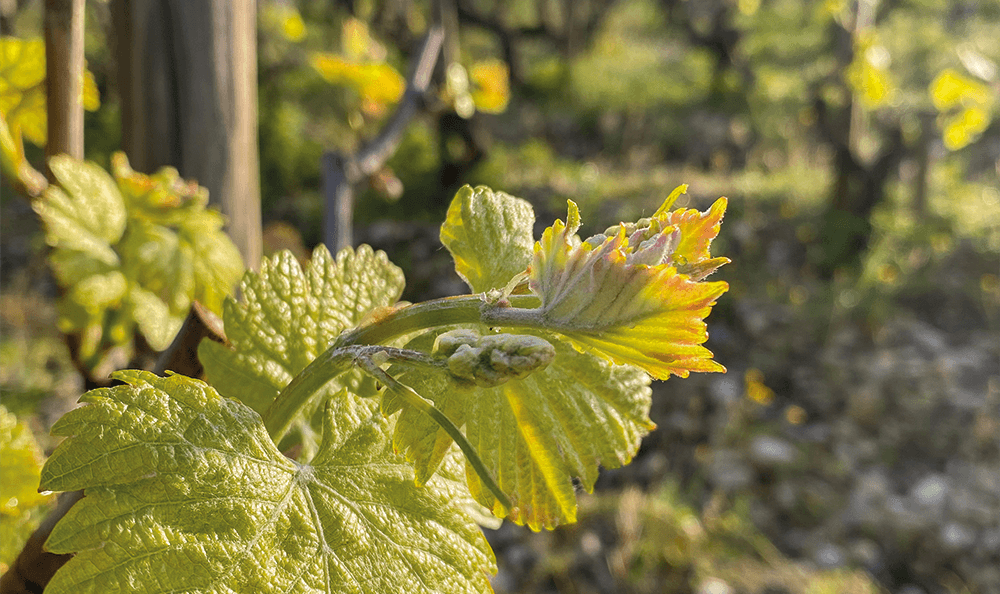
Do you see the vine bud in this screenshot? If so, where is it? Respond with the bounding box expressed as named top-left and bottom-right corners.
top-left (433, 329), bottom-right (555, 387)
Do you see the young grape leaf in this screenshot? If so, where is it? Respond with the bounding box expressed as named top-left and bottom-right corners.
top-left (0, 36), bottom-right (100, 147)
top-left (0, 405), bottom-right (55, 567)
top-left (388, 329), bottom-right (653, 530)
top-left (0, 37), bottom-right (46, 145)
top-left (199, 245), bottom-right (405, 419)
top-left (32, 153), bottom-right (243, 362)
top-left (35, 156), bottom-right (127, 267)
top-left (39, 371), bottom-right (495, 594)
top-left (112, 153), bottom-right (244, 318)
top-left (439, 185), bottom-right (535, 293)
top-left (527, 196), bottom-right (728, 379)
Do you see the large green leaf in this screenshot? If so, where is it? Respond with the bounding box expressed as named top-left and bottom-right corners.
top-left (199, 245), bottom-right (405, 417)
top-left (439, 185), bottom-right (535, 293)
top-left (389, 330), bottom-right (653, 530)
top-left (39, 371), bottom-right (495, 593)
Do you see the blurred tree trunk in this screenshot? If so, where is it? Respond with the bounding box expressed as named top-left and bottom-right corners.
top-left (812, 2), bottom-right (905, 276)
top-left (112, 0), bottom-right (262, 270)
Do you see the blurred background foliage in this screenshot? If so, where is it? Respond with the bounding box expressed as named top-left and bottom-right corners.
top-left (1, 0), bottom-right (998, 593)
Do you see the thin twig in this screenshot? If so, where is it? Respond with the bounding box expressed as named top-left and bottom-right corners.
top-left (322, 26), bottom-right (444, 251)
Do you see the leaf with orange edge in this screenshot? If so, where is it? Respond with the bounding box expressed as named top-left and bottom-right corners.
top-left (525, 190), bottom-right (729, 380)
top-left (417, 185), bottom-right (725, 527)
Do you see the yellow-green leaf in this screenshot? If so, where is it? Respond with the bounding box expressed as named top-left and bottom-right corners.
top-left (440, 184), bottom-right (536, 293)
top-left (0, 112), bottom-right (46, 196)
top-left (0, 405), bottom-right (54, 569)
top-left (930, 69), bottom-right (995, 151)
top-left (0, 36), bottom-right (100, 147)
top-left (39, 371), bottom-right (495, 593)
top-left (199, 245), bottom-right (404, 422)
top-left (35, 156), bottom-right (127, 266)
top-left (309, 52), bottom-right (405, 110)
top-left (470, 59), bottom-right (510, 114)
top-left (528, 193), bottom-right (729, 379)
top-left (390, 330), bottom-right (653, 530)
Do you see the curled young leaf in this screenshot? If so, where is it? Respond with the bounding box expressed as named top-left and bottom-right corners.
top-left (526, 189), bottom-right (729, 380)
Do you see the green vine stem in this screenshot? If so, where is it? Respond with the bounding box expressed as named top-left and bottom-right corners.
top-left (263, 293), bottom-right (543, 440)
top-left (260, 293), bottom-right (553, 512)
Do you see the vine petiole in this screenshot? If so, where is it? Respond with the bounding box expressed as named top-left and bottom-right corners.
top-left (354, 355), bottom-right (513, 514)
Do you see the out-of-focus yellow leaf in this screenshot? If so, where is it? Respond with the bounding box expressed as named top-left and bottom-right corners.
top-left (470, 59), bottom-right (510, 114)
top-left (0, 406), bottom-right (49, 514)
top-left (0, 112), bottom-right (46, 196)
top-left (260, 5), bottom-right (306, 42)
top-left (343, 17), bottom-right (370, 59)
top-left (0, 37), bottom-right (47, 146)
top-left (0, 405), bottom-right (54, 569)
top-left (342, 17), bottom-right (387, 61)
top-left (931, 69), bottom-right (995, 150)
top-left (0, 36), bottom-right (100, 148)
top-left (844, 34), bottom-right (894, 108)
top-left (931, 69), bottom-right (991, 110)
top-left (738, 0), bottom-right (761, 16)
top-left (942, 105), bottom-right (990, 151)
top-left (82, 70), bottom-right (100, 111)
top-left (281, 8), bottom-right (306, 42)
top-left (310, 52), bottom-right (404, 115)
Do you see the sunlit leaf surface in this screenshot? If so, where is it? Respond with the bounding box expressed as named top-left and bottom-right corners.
top-left (389, 331), bottom-right (653, 530)
top-left (200, 245), bottom-right (405, 444)
top-left (439, 185), bottom-right (535, 293)
top-left (40, 371), bottom-right (495, 594)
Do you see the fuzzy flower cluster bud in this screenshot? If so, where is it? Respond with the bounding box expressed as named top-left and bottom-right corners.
top-left (433, 329), bottom-right (555, 387)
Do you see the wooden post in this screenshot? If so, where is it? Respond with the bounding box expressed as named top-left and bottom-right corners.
top-left (44, 0), bottom-right (85, 168)
top-left (114, 0), bottom-right (262, 270)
